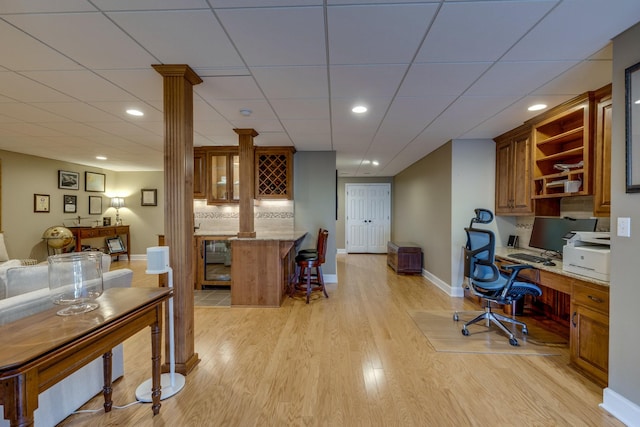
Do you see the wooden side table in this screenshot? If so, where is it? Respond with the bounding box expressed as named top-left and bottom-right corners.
top-left (387, 241), bottom-right (422, 274)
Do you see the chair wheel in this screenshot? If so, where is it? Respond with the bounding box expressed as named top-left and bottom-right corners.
top-left (509, 338), bottom-right (519, 346)
top-left (453, 313), bottom-right (459, 321)
top-left (461, 328), bottom-right (469, 336)
top-left (522, 327), bottom-right (528, 335)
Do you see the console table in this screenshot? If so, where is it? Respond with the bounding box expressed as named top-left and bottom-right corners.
top-left (0, 287), bottom-right (171, 427)
top-left (70, 225), bottom-right (130, 260)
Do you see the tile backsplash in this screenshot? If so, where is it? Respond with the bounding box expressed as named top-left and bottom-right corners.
top-left (194, 200), bottom-right (294, 234)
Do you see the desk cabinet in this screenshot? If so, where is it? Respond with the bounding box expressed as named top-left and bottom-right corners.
top-left (494, 125), bottom-right (534, 215)
top-left (571, 280), bottom-right (609, 386)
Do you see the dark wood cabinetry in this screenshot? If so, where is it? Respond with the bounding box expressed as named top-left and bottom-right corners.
top-left (594, 84), bottom-right (612, 217)
top-left (387, 242), bottom-right (422, 274)
top-left (255, 147), bottom-right (295, 199)
top-left (571, 280), bottom-right (609, 386)
top-left (193, 148), bottom-right (206, 199)
top-left (494, 125), bottom-right (534, 215)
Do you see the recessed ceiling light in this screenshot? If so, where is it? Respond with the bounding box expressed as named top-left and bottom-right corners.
top-left (352, 105), bottom-right (367, 114)
top-left (126, 109), bottom-right (144, 116)
top-left (635, 99), bottom-right (640, 105)
top-left (528, 104), bottom-right (547, 111)
top-left (372, 160), bottom-right (379, 166)
top-left (240, 108), bottom-right (252, 116)
top-left (96, 156), bottom-right (107, 160)
top-left (362, 160), bottom-right (371, 165)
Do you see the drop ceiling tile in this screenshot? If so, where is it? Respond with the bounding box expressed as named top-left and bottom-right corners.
top-left (398, 62), bottom-right (491, 97)
top-left (416, 1), bottom-right (556, 62)
top-left (204, 99), bottom-right (276, 121)
top-left (327, 4), bottom-right (438, 65)
top-left (216, 6), bottom-right (326, 66)
top-left (35, 102), bottom-right (121, 122)
top-left (196, 76), bottom-right (264, 101)
top-left (0, 1), bottom-right (97, 13)
top-left (251, 66), bottom-right (328, 99)
top-left (193, 100), bottom-right (228, 122)
top-left (21, 70), bottom-right (138, 102)
top-left (282, 119), bottom-right (331, 136)
top-left (0, 72), bottom-right (75, 102)
top-left (330, 65), bottom-right (407, 99)
top-left (0, 102), bottom-right (71, 122)
top-left (270, 98), bottom-right (329, 120)
top-left (211, 0), bottom-right (321, 6)
top-left (465, 61), bottom-right (579, 96)
top-left (92, 0), bottom-right (209, 11)
top-left (503, 0), bottom-right (640, 62)
top-left (107, 10), bottom-right (244, 69)
top-left (533, 60), bottom-right (613, 96)
top-left (0, 21), bottom-right (83, 71)
top-left (3, 13), bottom-right (158, 69)
top-left (94, 69), bottom-right (164, 102)
top-left (90, 101), bottom-right (163, 122)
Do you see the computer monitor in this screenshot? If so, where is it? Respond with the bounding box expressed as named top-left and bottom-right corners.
top-left (529, 217), bottom-right (597, 256)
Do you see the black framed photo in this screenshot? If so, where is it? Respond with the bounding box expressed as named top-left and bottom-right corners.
top-left (85, 171), bottom-right (106, 192)
top-left (88, 196), bottom-right (102, 215)
top-left (63, 195), bottom-right (77, 213)
top-left (141, 188), bottom-right (157, 206)
top-left (106, 236), bottom-right (125, 254)
top-left (34, 194), bottom-right (50, 213)
top-left (58, 170), bottom-right (79, 190)
top-left (626, 60), bottom-right (640, 193)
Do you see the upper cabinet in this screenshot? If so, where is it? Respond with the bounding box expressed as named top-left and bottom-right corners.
top-left (494, 125), bottom-right (534, 215)
top-left (208, 150), bottom-right (240, 204)
top-left (593, 84), bottom-right (612, 217)
top-left (193, 146), bottom-right (294, 203)
top-left (529, 93), bottom-right (594, 199)
top-left (193, 148), bottom-right (206, 199)
top-left (255, 147), bottom-right (295, 200)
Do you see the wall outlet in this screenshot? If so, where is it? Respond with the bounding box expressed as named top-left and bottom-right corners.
top-left (617, 217), bottom-right (631, 237)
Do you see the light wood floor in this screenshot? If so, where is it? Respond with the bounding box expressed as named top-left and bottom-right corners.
top-left (58, 254), bottom-right (622, 426)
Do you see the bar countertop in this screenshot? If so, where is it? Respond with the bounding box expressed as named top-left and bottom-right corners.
top-left (194, 230), bottom-right (307, 241)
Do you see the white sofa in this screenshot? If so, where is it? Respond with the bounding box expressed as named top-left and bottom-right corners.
top-left (0, 260), bottom-right (133, 427)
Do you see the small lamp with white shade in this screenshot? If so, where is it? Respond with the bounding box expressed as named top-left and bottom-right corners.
top-left (110, 197), bottom-right (125, 225)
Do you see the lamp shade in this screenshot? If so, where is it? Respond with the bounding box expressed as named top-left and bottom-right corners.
top-left (110, 197), bottom-right (125, 209)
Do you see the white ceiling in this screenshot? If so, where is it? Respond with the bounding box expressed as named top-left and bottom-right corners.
top-left (0, 1), bottom-right (639, 177)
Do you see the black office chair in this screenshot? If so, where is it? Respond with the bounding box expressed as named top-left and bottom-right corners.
top-left (454, 209), bottom-right (542, 346)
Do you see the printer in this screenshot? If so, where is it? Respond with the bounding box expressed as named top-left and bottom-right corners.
top-left (562, 231), bottom-right (610, 282)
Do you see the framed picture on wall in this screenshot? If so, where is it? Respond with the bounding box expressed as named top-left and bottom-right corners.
top-left (34, 194), bottom-right (50, 213)
top-left (85, 171), bottom-right (106, 192)
top-left (63, 195), bottom-right (77, 213)
top-left (88, 196), bottom-right (102, 215)
top-left (58, 170), bottom-right (79, 190)
top-left (141, 188), bottom-right (157, 206)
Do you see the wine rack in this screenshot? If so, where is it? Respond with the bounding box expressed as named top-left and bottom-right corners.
top-left (255, 148), bottom-right (294, 199)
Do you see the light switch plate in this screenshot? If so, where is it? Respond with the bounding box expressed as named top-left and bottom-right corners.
top-left (617, 217), bottom-right (631, 237)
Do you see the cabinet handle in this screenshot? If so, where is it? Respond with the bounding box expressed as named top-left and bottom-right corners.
top-left (572, 311), bottom-right (577, 327)
top-left (588, 295), bottom-right (604, 303)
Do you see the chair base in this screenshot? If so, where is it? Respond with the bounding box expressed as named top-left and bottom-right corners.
top-left (291, 261), bottom-right (329, 304)
top-left (455, 304), bottom-right (529, 346)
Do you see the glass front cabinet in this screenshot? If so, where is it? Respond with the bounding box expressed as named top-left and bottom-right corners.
top-left (207, 150), bottom-right (240, 204)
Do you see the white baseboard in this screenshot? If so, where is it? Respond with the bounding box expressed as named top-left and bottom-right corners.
top-left (337, 248), bottom-right (347, 254)
top-left (422, 269), bottom-right (463, 297)
top-left (601, 387), bottom-right (640, 426)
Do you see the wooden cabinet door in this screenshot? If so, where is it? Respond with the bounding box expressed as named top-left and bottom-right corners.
top-left (510, 134), bottom-right (533, 214)
top-left (193, 150), bottom-right (206, 199)
top-left (594, 91), bottom-right (612, 216)
top-left (495, 139), bottom-right (513, 214)
top-left (570, 304), bottom-right (609, 386)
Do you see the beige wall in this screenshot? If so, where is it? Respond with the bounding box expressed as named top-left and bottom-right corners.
top-left (606, 21), bottom-right (640, 417)
top-left (393, 143), bottom-right (454, 286)
top-left (336, 176), bottom-right (393, 250)
top-left (0, 149), bottom-right (163, 260)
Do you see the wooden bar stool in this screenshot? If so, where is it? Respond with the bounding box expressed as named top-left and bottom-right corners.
top-left (292, 229), bottom-right (329, 303)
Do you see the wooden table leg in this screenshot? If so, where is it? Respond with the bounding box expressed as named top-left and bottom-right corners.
top-left (102, 350), bottom-right (113, 412)
top-left (150, 307), bottom-right (162, 415)
top-left (1, 370), bottom-right (38, 427)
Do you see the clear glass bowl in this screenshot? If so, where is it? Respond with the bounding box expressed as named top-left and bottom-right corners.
top-left (48, 252), bottom-right (103, 316)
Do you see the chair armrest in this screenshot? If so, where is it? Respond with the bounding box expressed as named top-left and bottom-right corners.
top-left (501, 264), bottom-right (534, 273)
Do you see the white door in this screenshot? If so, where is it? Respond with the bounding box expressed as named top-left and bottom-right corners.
top-left (346, 184), bottom-right (390, 253)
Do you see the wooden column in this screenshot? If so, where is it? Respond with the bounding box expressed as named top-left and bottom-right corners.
top-left (235, 128), bottom-right (258, 238)
top-left (152, 64), bottom-right (202, 375)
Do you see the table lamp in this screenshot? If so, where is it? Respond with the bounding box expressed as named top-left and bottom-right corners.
top-left (110, 197), bottom-right (125, 225)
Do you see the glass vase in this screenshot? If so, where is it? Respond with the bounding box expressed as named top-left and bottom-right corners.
top-left (48, 252), bottom-right (104, 316)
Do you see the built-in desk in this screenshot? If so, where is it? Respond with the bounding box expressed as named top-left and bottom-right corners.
top-left (494, 247), bottom-right (609, 386)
